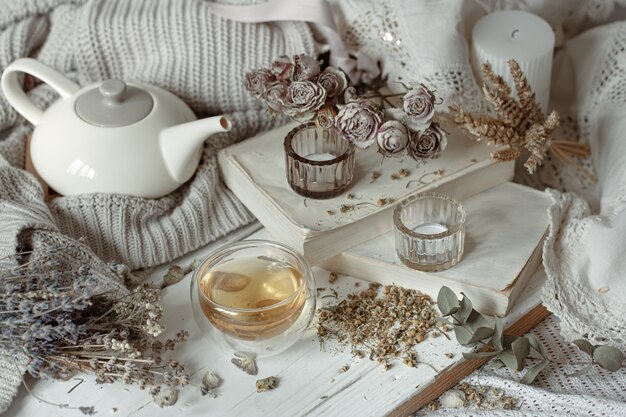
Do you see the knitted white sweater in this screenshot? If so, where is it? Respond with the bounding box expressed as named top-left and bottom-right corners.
top-left (0, 0), bottom-right (314, 410)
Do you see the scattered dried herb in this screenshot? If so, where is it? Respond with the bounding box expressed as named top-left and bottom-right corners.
top-left (376, 197), bottom-right (394, 206)
top-left (339, 204), bottom-right (355, 213)
top-left (256, 376), bottom-right (279, 392)
top-left (340, 364), bottom-right (350, 373)
top-left (328, 272), bottom-right (338, 284)
top-left (326, 210), bottom-right (335, 216)
top-left (200, 371), bottom-right (222, 397)
top-left (434, 383), bottom-right (517, 410)
top-left (153, 389), bottom-right (179, 408)
top-left (370, 170), bottom-right (381, 183)
top-left (231, 352), bottom-right (258, 375)
top-left (317, 283), bottom-right (437, 366)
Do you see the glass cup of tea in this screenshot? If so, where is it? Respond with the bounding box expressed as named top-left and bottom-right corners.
top-left (190, 240), bottom-right (316, 357)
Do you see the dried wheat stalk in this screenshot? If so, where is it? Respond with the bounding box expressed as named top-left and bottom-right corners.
top-left (449, 59), bottom-right (585, 175)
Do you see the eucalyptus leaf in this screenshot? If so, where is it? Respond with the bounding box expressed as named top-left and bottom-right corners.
top-left (566, 363), bottom-right (593, 377)
top-left (512, 337), bottom-right (530, 370)
top-left (465, 310), bottom-right (489, 332)
top-left (520, 360), bottom-right (549, 385)
top-left (593, 345), bottom-right (624, 372)
top-left (572, 339), bottom-right (594, 356)
top-left (468, 326), bottom-right (495, 345)
top-left (492, 318), bottom-right (503, 351)
top-left (502, 334), bottom-right (519, 349)
top-left (499, 350), bottom-right (518, 371)
top-left (455, 294), bottom-right (473, 324)
top-left (437, 286), bottom-right (460, 316)
top-left (490, 358), bottom-right (505, 369)
top-left (526, 333), bottom-right (548, 359)
top-left (454, 324), bottom-right (474, 346)
top-left (462, 350), bottom-right (502, 360)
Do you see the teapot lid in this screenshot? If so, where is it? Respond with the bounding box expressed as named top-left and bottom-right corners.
top-left (75, 79), bottom-right (154, 127)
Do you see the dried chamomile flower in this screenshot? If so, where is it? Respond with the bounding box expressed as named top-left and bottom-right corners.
top-left (339, 204), bottom-right (355, 213)
top-left (256, 376), bottom-right (279, 393)
top-left (201, 371), bottom-right (222, 397)
top-left (153, 388), bottom-right (178, 407)
top-left (317, 283), bottom-right (436, 368)
top-left (162, 265), bottom-right (186, 288)
top-left (231, 352), bottom-right (258, 375)
top-left (376, 197), bottom-right (393, 206)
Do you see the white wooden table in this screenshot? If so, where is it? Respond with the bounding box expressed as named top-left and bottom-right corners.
top-left (4, 223), bottom-right (546, 417)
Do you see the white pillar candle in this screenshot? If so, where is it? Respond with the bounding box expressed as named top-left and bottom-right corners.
top-left (472, 10), bottom-right (555, 113)
top-left (304, 152), bottom-right (336, 162)
top-left (413, 222), bottom-right (448, 235)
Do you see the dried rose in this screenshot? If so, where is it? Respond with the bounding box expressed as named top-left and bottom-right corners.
top-left (279, 80), bottom-right (326, 122)
top-left (270, 55), bottom-right (294, 81)
top-left (343, 86), bottom-right (358, 103)
top-left (245, 69), bottom-right (274, 97)
top-left (293, 54), bottom-right (321, 81)
top-left (335, 100), bottom-right (383, 149)
top-left (315, 106), bottom-right (337, 129)
top-left (376, 121), bottom-right (409, 156)
top-left (408, 122), bottom-right (447, 160)
top-left (402, 84), bottom-right (436, 131)
top-left (261, 81), bottom-right (288, 114)
top-left (317, 67), bottom-right (348, 101)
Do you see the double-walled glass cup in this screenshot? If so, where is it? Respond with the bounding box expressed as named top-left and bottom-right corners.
top-left (190, 240), bottom-right (316, 357)
top-left (284, 123), bottom-right (355, 199)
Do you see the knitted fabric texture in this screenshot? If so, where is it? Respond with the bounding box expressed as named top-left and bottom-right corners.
top-left (0, 0), bottom-right (314, 411)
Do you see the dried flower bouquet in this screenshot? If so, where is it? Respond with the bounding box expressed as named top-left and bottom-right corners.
top-left (450, 59), bottom-right (593, 179)
top-left (245, 53), bottom-right (447, 161)
top-left (0, 246), bottom-right (189, 410)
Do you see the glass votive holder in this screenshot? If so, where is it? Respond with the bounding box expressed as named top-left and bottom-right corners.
top-left (393, 193), bottom-right (466, 272)
top-left (284, 122), bottom-right (355, 199)
top-left (190, 240), bottom-right (316, 358)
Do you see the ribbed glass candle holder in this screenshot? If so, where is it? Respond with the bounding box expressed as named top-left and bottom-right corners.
top-left (394, 194), bottom-right (466, 272)
top-left (284, 123), bottom-right (355, 199)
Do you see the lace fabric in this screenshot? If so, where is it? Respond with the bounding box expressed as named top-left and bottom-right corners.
top-left (416, 316), bottom-right (626, 417)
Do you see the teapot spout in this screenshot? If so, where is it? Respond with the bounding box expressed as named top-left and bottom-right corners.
top-left (159, 116), bottom-right (232, 184)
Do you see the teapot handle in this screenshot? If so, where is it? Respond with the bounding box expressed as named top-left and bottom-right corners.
top-left (1, 58), bottom-right (80, 126)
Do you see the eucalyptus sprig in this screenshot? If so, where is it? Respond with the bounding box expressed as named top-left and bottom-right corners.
top-left (436, 286), bottom-right (625, 384)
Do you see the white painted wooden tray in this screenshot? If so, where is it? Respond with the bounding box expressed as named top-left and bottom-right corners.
top-left (4, 225), bottom-right (548, 417)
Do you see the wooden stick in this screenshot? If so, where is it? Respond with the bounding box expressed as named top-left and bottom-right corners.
top-left (388, 304), bottom-right (550, 417)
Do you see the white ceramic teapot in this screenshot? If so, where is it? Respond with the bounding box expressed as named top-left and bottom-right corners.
top-left (1, 58), bottom-right (232, 198)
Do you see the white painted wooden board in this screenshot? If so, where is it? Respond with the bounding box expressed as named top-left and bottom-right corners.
top-left (322, 182), bottom-right (551, 316)
top-left (218, 122), bottom-right (514, 265)
top-left (4, 225), bottom-right (544, 417)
